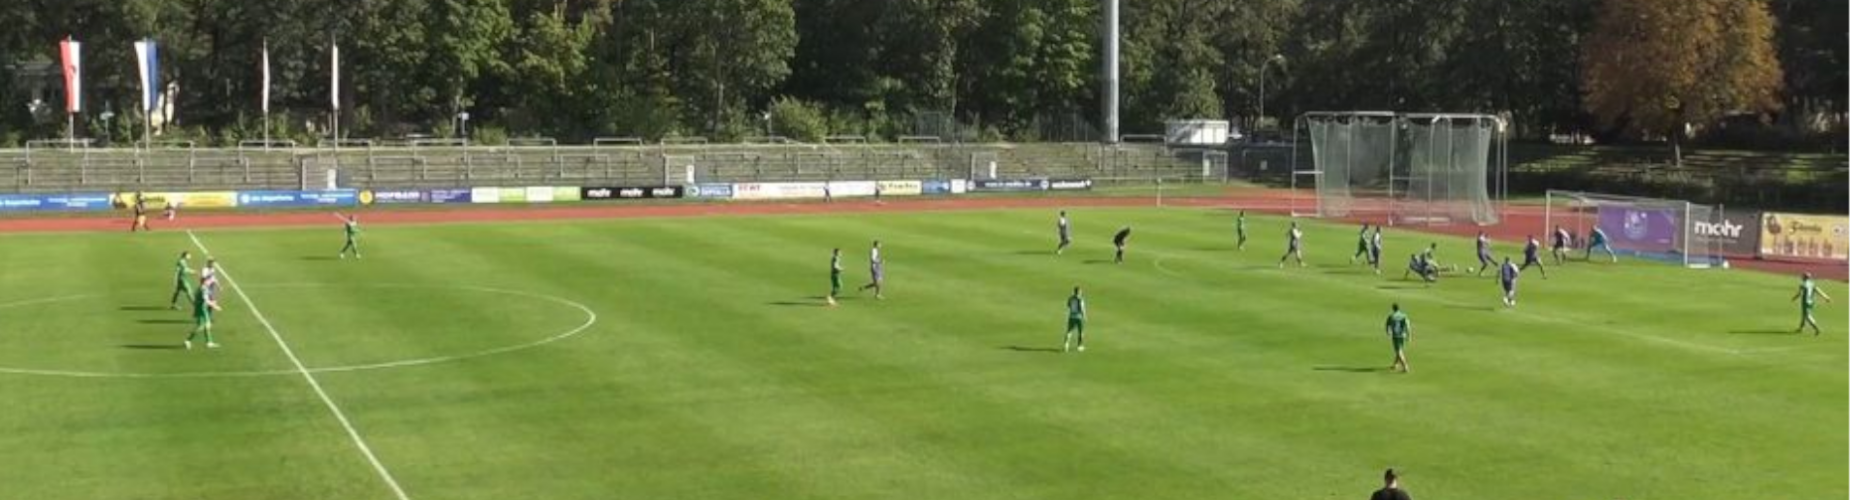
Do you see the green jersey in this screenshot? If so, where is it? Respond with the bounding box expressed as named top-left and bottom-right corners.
top-left (175, 258), bottom-right (193, 284)
top-left (192, 288), bottom-right (215, 319)
top-left (1067, 295), bottom-right (1086, 320)
top-left (345, 220), bottom-right (360, 238)
top-left (1800, 280), bottom-right (1818, 307)
top-left (1236, 216), bottom-right (1246, 235)
top-left (830, 254), bottom-right (842, 276)
top-left (1385, 310), bottom-right (1410, 339)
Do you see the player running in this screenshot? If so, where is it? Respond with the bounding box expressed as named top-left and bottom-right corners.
top-left (1350, 224), bottom-right (1372, 265)
top-left (1498, 256), bottom-right (1521, 307)
top-left (1235, 211), bottom-right (1249, 251)
top-left (130, 194), bottom-right (150, 232)
top-left (1586, 226), bottom-right (1616, 262)
top-left (1062, 286), bottom-right (1087, 352)
top-left (1793, 273), bottom-right (1833, 335)
top-left (1278, 221), bottom-right (1305, 268)
top-left (1056, 211), bottom-right (1072, 255)
top-left (1473, 231), bottom-right (1496, 276)
top-left (1551, 225), bottom-right (1572, 264)
top-left (827, 248), bottom-right (843, 306)
top-left (1520, 235), bottom-right (1548, 278)
top-left (1367, 225), bottom-right (1385, 274)
top-left (1385, 303), bottom-right (1412, 373)
top-left (168, 251), bottom-right (195, 309)
top-left (337, 214), bottom-right (361, 259)
top-left (184, 286), bottom-right (222, 349)
top-left (1112, 226), bottom-right (1132, 264)
top-left (858, 240), bottom-right (884, 299)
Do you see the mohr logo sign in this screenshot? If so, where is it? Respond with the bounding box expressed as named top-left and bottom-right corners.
top-left (1693, 219), bottom-right (1743, 238)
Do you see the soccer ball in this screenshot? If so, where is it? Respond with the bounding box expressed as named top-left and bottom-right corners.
top-left (1466, 267), bottom-right (1476, 273)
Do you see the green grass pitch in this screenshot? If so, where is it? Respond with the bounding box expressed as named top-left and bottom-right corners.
top-left (0, 207), bottom-right (1841, 499)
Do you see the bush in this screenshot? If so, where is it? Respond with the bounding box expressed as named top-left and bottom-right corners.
top-left (767, 97), bottom-right (827, 143)
top-left (471, 125), bottom-right (509, 146)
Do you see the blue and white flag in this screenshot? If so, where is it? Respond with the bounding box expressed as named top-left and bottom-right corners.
top-left (329, 41), bottom-right (340, 111)
top-left (133, 38), bottom-right (159, 112)
top-left (260, 40), bottom-right (271, 114)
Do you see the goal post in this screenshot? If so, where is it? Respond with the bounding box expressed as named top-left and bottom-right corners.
top-left (1543, 190), bottom-right (1725, 268)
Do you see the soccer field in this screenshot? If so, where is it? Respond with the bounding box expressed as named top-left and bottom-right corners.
top-left (0, 207), bottom-right (1842, 499)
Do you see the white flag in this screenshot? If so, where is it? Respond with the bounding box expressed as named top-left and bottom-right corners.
top-left (133, 38), bottom-right (159, 113)
top-left (330, 42), bottom-right (340, 111)
top-left (260, 40), bottom-right (271, 114)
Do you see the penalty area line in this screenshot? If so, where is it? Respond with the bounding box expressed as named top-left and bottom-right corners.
top-left (185, 230), bottom-right (412, 500)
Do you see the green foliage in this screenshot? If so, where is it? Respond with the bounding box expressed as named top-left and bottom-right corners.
top-left (766, 97), bottom-right (827, 143)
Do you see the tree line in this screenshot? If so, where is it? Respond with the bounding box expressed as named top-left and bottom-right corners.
top-left (0, 0), bottom-right (1840, 148)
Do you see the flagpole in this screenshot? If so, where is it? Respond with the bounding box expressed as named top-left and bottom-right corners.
top-left (67, 113), bottom-right (75, 153)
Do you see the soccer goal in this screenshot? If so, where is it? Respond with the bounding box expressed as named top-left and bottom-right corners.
top-left (1290, 112), bottom-right (1507, 226)
top-left (1543, 190), bottom-right (1726, 268)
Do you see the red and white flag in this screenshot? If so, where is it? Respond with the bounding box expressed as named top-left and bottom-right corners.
top-left (58, 36), bottom-right (81, 113)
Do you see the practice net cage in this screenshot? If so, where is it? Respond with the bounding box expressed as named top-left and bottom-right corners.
top-left (1290, 112), bottom-right (1508, 226)
top-left (1543, 190), bottom-right (1726, 268)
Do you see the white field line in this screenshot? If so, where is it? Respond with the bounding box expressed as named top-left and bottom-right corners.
top-left (187, 230), bottom-right (411, 500)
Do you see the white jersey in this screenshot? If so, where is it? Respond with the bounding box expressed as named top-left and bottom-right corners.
top-left (869, 247), bottom-right (882, 266)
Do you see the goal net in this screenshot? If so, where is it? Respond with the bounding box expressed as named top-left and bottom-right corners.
top-left (1543, 190), bottom-right (1725, 268)
top-left (1292, 112), bottom-right (1506, 226)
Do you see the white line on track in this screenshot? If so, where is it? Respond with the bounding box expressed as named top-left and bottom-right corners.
top-left (187, 230), bottom-right (412, 500)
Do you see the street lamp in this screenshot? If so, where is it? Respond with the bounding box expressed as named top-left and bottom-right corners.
top-left (1258, 54), bottom-right (1285, 137)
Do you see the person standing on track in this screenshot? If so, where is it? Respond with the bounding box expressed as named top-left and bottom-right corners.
top-left (338, 214), bottom-right (362, 259)
top-left (1278, 221), bottom-right (1305, 268)
top-left (1794, 272), bottom-right (1833, 335)
top-left (1385, 304), bottom-right (1412, 373)
top-left (858, 240), bottom-right (884, 299)
top-left (168, 251), bottom-right (194, 309)
top-left (1062, 286), bottom-right (1087, 352)
top-left (1235, 211), bottom-right (1248, 251)
top-left (827, 248), bottom-right (843, 306)
top-left (1520, 235), bottom-right (1548, 278)
top-left (1056, 210), bottom-right (1072, 255)
top-left (1112, 226), bottom-right (1133, 264)
top-left (130, 194), bottom-right (151, 232)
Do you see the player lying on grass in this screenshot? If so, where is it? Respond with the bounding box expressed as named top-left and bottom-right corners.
top-left (858, 240), bottom-right (884, 299)
top-left (1385, 303), bottom-right (1411, 373)
top-left (1551, 225), bottom-right (1572, 264)
top-left (1521, 235), bottom-right (1548, 278)
top-left (1794, 272), bottom-right (1833, 335)
top-left (1585, 226), bottom-right (1616, 262)
top-left (1403, 243), bottom-right (1446, 282)
top-left (1499, 256), bottom-right (1521, 307)
top-left (1056, 211), bottom-right (1072, 255)
top-left (184, 285), bottom-right (221, 349)
top-left (1277, 221), bottom-right (1305, 268)
top-left (1062, 287), bottom-right (1086, 352)
top-left (169, 251), bottom-right (194, 309)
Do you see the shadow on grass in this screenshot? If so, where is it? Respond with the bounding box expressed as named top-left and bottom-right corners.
top-left (119, 305), bottom-right (169, 311)
top-left (1002, 345), bottom-right (1063, 353)
top-left (1376, 284), bottom-right (1428, 290)
top-left (1443, 304), bottom-right (1499, 312)
top-left (120, 344), bottom-right (184, 350)
top-left (1013, 250), bottom-right (1056, 256)
top-left (1729, 329), bottom-right (1800, 335)
top-left (136, 318), bottom-right (192, 325)
top-left (1313, 365), bottom-right (1390, 373)
top-left (301, 255), bottom-right (341, 261)
top-left (1082, 259), bottom-right (1118, 265)
top-left (768, 298), bottom-right (832, 307)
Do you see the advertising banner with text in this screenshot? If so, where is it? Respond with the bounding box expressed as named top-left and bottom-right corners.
top-left (1760, 212), bottom-right (1849, 261)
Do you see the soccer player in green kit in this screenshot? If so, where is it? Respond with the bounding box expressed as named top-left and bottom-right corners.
top-left (338, 214), bottom-right (361, 259)
top-left (185, 285), bottom-right (222, 349)
top-left (1385, 303), bottom-right (1412, 372)
top-left (1350, 224), bottom-right (1371, 265)
top-left (168, 251), bottom-right (194, 309)
top-left (1793, 272), bottom-right (1833, 335)
top-left (827, 248), bottom-right (843, 306)
top-left (1062, 287), bottom-right (1087, 352)
top-left (1235, 211), bottom-right (1248, 250)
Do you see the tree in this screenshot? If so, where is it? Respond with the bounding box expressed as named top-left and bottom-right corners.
top-left (1582, 0), bottom-right (1783, 163)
